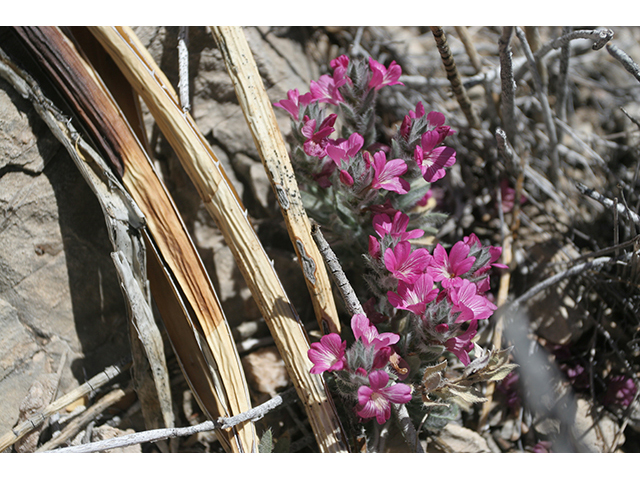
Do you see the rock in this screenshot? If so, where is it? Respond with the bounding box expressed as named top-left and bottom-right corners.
top-left (432, 423), bottom-right (492, 452)
top-left (90, 425), bottom-right (141, 453)
top-left (13, 377), bottom-right (57, 452)
top-left (0, 73), bottom-right (130, 435)
top-left (572, 398), bottom-right (625, 452)
top-left (241, 346), bottom-right (289, 400)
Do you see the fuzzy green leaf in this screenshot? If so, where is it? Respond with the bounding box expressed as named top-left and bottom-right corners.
top-left (258, 428), bottom-right (273, 453)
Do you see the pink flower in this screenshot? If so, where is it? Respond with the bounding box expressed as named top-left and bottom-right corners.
top-left (368, 151), bottom-right (410, 194)
top-left (384, 241), bottom-right (432, 284)
top-left (603, 375), bottom-right (637, 407)
top-left (416, 190), bottom-right (433, 207)
top-left (330, 54), bottom-right (350, 71)
top-left (399, 101), bottom-right (426, 139)
top-left (500, 178), bottom-right (527, 213)
top-left (414, 131), bottom-right (456, 183)
top-left (368, 235), bottom-right (381, 259)
top-left (363, 297), bottom-right (387, 325)
top-left (308, 333), bottom-right (346, 374)
top-left (367, 199), bottom-right (394, 216)
top-left (330, 55), bottom-right (351, 87)
top-left (310, 74), bottom-right (345, 105)
top-left (387, 273), bottom-right (438, 316)
top-left (368, 58), bottom-right (404, 91)
top-left (351, 313), bottom-right (399, 350)
top-left (273, 88), bottom-right (312, 121)
top-left (426, 110), bottom-right (445, 129)
top-left (463, 232), bottom-right (482, 249)
top-left (444, 319), bottom-right (478, 366)
top-left (372, 346), bottom-right (394, 370)
top-left (339, 169), bottom-right (354, 186)
top-left (301, 114), bottom-right (337, 158)
top-left (326, 132), bottom-right (364, 167)
top-left (373, 210), bottom-right (424, 241)
top-left (312, 158), bottom-right (337, 188)
top-left (449, 279), bottom-right (497, 322)
top-left (356, 370), bottom-right (412, 424)
top-left (531, 441), bottom-right (552, 453)
top-left (427, 241), bottom-right (475, 289)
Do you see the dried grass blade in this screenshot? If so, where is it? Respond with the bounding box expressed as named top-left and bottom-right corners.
top-left (87, 25), bottom-right (349, 453)
top-left (210, 26), bottom-right (341, 335)
top-left (9, 26), bottom-right (256, 453)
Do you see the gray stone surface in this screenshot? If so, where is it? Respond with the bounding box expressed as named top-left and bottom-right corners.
top-left (0, 76), bottom-right (129, 435)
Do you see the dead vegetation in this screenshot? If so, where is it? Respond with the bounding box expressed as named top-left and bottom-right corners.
top-left (1, 26), bottom-right (639, 453)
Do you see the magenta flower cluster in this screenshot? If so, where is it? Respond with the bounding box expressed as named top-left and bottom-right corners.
top-left (308, 313), bottom-right (411, 424)
top-left (369, 227), bottom-right (504, 366)
top-left (276, 55), bottom-right (504, 425)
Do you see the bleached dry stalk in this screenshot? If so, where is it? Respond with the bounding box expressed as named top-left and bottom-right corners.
top-left (210, 26), bottom-right (341, 336)
top-left (556, 26), bottom-right (573, 121)
top-left (477, 128), bottom-right (521, 431)
top-left (36, 387), bottom-right (134, 452)
top-left (515, 28), bottom-right (614, 82)
top-left (454, 26), bottom-right (499, 126)
top-left (47, 389), bottom-right (297, 453)
top-left (0, 359), bottom-right (131, 452)
top-left (515, 27), bottom-right (560, 183)
top-left (10, 26), bottom-right (259, 453)
top-left (88, 26), bottom-right (349, 453)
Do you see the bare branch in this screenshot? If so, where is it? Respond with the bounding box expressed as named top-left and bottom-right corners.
top-left (515, 27), bottom-right (560, 182)
top-left (311, 221), bottom-right (364, 317)
top-left (507, 256), bottom-right (613, 314)
top-left (556, 26), bottom-right (573, 121)
top-left (576, 182), bottom-right (640, 226)
top-left (392, 403), bottom-right (425, 453)
top-left (551, 28), bottom-right (614, 51)
top-left (430, 26), bottom-right (481, 129)
top-left (606, 43), bottom-right (640, 83)
top-left (47, 389), bottom-right (297, 453)
top-left (499, 27), bottom-right (517, 144)
top-left (177, 26), bottom-right (190, 112)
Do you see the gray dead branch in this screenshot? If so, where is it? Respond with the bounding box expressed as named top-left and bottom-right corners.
top-left (0, 44), bottom-right (174, 450)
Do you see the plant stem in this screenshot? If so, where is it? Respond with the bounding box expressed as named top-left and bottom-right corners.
top-left (430, 26), bottom-right (480, 130)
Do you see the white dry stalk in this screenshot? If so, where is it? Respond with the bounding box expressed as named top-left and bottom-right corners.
top-left (311, 222), bottom-right (364, 317)
top-left (209, 26), bottom-right (341, 336)
top-left (515, 28), bottom-right (614, 82)
top-left (47, 389), bottom-right (296, 453)
top-left (576, 183), bottom-right (640, 226)
top-left (16, 25), bottom-right (258, 453)
top-left (88, 26), bottom-right (349, 453)
top-left (0, 47), bottom-right (176, 450)
top-left (177, 26), bottom-right (190, 112)
top-left (0, 358), bottom-right (130, 452)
